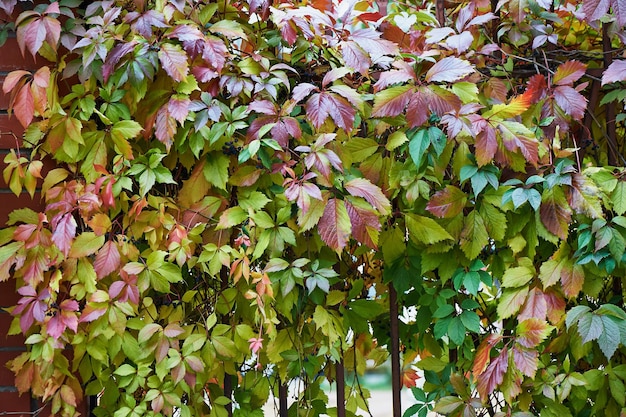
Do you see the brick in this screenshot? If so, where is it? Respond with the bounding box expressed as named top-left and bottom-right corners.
top-left (0, 280), bottom-right (18, 308)
top-left (0, 38), bottom-right (48, 72)
top-left (0, 390), bottom-right (32, 414)
top-left (0, 191), bottom-right (44, 226)
top-left (0, 114), bottom-right (25, 147)
top-left (0, 312), bottom-right (24, 347)
top-left (0, 350), bottom-right (25, 385)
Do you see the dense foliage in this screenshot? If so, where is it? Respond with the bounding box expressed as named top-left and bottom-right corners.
top-left (2, 0), bottom-right (626, 416)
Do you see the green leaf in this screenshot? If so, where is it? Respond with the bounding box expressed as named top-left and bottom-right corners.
top-left (69, 233), bottom-right (105, 258)
top-left (497, 286), bottom-right (529, 319)
top-left (611, 181), bottom-right (626, 215)
top-left (203, 152), bottom-right (229, 190)
top-left (408, 129), bottom-right (430, 168)
top-left (217, 207), bottom-right (247, 229)
top-left (349, 299), bottom-right (384, 319)
top-left (460, 311), bottom-right (481, 333)
top-left (406, 214), bottom-right (454, 245)
top-left (459, 210), bottom-right (489, 259)
top-left (433, 304), bottom-right (455, 318)
top-left (432, 397), bottom-right (463, 414)
top-left (448, 316), bottom-right (466, 345)
top-left (577, 313), bottom-right (603, 343)
top-left (212, 335), bottom-right (237, 359)
top-left (386, 130), bottom-right (408, 151)
top-left (502, 265), bottom-right (534, 288)
top-left (598, 316), bottom-right (620, 359)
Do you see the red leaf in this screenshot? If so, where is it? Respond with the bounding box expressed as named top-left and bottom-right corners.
top-left (2, 70), bottom-right (30, 94)
top-left (498, 123), bottom-right (539, 166)
top-left (519, 287), bottom-right (548, 322)
top-left (554, 85), bottom-right (587, 120)
top-left (318, 198), bottom-right (351, 252)
top-left (526, 74), bottom-right (548, 103)
top-left (202, 37), bottom-right (228, 72)
top-left (601, 60), bottom-right (626, 85)
top-left (373, 61), bottom-right (415, 92)
top-left (475, 125), bottom-right (497, 166)
top-left (52, 213), bottom-right (77, 257)
top-left (159, 43), bottom-right (189, 82)
top-left (476, 348), bottom-right (508, 399)
top-left (472, 334), bottom-right (502, 376)
top-left (103, 41), bottom-right (137, 82)
top-left (125, 10), bottom-right (169, 37)
top-left (371, 85), bottom-right (412, 118)
top-left (12, 82), bottom-right (34, 128)
top-left (17, 17), bottom-right (46, 57)
top-left (516, 318), bottom-right (553, 348)
top-left (305, 92), bottom-right (355, 131)
top-left (345, 198), bottom-right (380, 249)
top-left (344, 178), bottom-right (391, 215)
top-left (426, 186), bottom-right (467, 218)
top-left (168, 96), bottom-right (190, 123)
top-left (341, 41), bottom-right (370, 74)
top-left (350, 28), bottom-right (399, 56)
top-left (544, 290), bottom-right (566, 325)
top-left (46, 299), bottom-right (79, 339)
top-left (155, 105), bottom-right (177, 150)
top-left (512, 345), bottom-right (539, 378)
top-left (583, 0), bottom-right (611, 22)
top-left (425, 57), bottom-right (474, 83)
top-left (540, 188), bottom-right (572, 240)
top-left (552, 60), bottom-right (587, 86)
top-left (13, 286), bottom-right (50, 333)
top-left (561, 261), bottom-right (584, 298)
top-left (94, 241), bottom-right (121, 279)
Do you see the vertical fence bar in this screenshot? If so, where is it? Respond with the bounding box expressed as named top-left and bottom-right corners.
top-left (336, 360), bottom-right (346, 417)
top-left (279, 381), bottom-right (288, 417)
top-left (389, 285), bottom-right (402, 417)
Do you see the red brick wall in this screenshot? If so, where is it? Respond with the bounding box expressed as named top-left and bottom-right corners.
top-left (0, 7), bottom-right (88, 415)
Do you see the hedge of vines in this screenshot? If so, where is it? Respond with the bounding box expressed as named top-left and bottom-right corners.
top-left (2, 0), bottom-right (626, 416)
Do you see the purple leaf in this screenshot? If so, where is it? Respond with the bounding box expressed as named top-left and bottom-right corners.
top-left (601, 60), bottom-right (626, 85)
top-left (554, 85), bottom-right (587, 119)
top-left (425, 57), bottom-right (474, 83)
top-left (158, 43), bottom-right (189, 82)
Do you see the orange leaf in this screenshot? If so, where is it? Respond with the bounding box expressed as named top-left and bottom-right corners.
top-left (472, 334), bottom-right (502, 376)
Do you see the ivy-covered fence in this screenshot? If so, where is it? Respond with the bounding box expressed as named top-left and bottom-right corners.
top-left (1, 0), bottom-right (626, 417)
